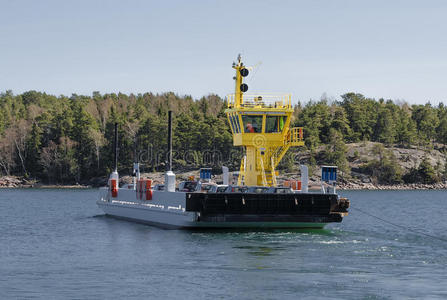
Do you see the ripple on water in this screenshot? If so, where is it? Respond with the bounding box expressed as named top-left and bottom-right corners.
top-left (1, 189), bottom-right (447, 299)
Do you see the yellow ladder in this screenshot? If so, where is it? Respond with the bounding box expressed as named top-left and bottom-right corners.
top-left (259, 157), bottom-right (268, 186)
top-left (237, 156), bottom-right (246, 185)
top-left (270, 157), bottom-right (277, 186)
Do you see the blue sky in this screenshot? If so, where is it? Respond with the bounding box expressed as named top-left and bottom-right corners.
top-left (1, 0), bottom-right (446, 104)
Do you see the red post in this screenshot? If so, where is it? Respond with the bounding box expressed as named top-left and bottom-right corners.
top-left (146, 179), bottom-right (153, 201)
top-left (111, 179), bottom-right (118, 197)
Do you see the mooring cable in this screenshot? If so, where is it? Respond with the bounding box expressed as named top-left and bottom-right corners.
top-left (350, 206), bottom-right (447, 243)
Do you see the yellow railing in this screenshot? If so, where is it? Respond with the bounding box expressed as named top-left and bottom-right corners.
top-left (269, 127), bottom-right (305, 170)
top-left (227, 94), bottom-right (292, 109)
top-left (286, 127), bottom-right (304, 145)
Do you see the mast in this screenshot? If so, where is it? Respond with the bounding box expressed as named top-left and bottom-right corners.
top-left (114, 122), bottom-right (118, 172)
top-left (234, 54), bottom-right (244, 107)
top-left (225, 56), bottom-right (304, 186)
top-left (165, 110), bottom-right (176, 192)
top-left (132, 129), bottom-right (140, 186)
top-left (167, 110), bottom-right (173, 171)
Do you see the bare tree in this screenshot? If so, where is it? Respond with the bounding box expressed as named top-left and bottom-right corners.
top-left (12, 120), bottom-right (31, 175)
top-left (89, 128), bottom-right (105, 170)
top-left (126, 119), bottom-right (141, 161)
top-left (40, 141), bottom-right (59, 183)
top-left (58, 137), bottom-right (77, 181)
top-left (27, 104), bottom-right (44, 121)
top-left (0, 134), bottom-right (15, 175)
top-left (97, 98), bottom-right (114, 131)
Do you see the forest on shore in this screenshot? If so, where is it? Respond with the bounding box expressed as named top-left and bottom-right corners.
top-left (1, 90), bottom-right (446, 185)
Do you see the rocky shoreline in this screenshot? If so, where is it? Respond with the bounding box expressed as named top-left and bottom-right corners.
top-left (1, 175), bottom-right (446, 190)
top-left (336, 181), bottom-right (447, 190)
top-left (0, 176), bottom-right (91, 189)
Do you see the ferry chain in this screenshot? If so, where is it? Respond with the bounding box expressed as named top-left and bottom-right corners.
top-left (350, 206), bottom-right (447, 243)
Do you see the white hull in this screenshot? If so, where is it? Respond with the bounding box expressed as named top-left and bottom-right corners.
top-left (97, 201), bottom-right (197, 229)
top-left (96, 188), bottom-right (327, 229)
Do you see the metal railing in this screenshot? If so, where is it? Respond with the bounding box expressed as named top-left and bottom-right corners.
top-left (270, 127), bottom-right (304, 170)
top-left (286, 127), bottom-right (304, 145)
top-left (227, 94), bottom-right (292, 109)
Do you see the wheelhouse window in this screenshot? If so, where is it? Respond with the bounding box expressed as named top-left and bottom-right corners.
top-left (265, 116), bottom-right (286, 133)
top-left (234, 115), bottom-right (241, 133)
top-left (229, 114), bottom-right (241, 133)
top-left (229, 115), bottom-right (236, 133)
top-left (242, 115), bottom-right (263, 133)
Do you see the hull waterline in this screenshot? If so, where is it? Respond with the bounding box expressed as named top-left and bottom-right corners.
top-left (96, 188), bottom-right (347, 229)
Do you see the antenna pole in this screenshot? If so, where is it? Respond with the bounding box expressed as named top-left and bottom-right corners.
top-left (134, 135), bottom-right (138, 163)
top-left (234, 55), bottom-right (243, 107)
top-left (167, 111), bottom-right (173, 171)
top-left (114, 122), bottom-right (118, 172)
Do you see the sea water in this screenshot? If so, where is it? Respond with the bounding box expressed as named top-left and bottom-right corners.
top-left (0, 189), bottom-right (446, 299)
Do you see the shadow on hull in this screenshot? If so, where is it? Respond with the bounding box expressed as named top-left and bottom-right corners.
top-left (103, 213), bottom-right (333, 233)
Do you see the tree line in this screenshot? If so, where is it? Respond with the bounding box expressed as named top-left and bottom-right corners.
top-left (0, 90), bottom-right (446, 184)
top-left (293, 93), bottom-right (447, 183)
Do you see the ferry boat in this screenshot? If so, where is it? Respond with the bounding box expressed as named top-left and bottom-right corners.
top-left (97, 56), bottom-right (349, 229)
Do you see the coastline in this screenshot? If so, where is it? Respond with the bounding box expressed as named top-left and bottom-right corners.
top-left (0, 176), bottom-right (91, 189)
top-left (1, 175), bottom-right (446, 190)
top-left (336, 182), bottom-right (447, 191)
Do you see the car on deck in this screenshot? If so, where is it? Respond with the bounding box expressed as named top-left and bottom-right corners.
top-left (224, 185), bottom-right (248, 193)
top-left (247, 186), bottom-right (269, 194)
top-left (265, 187), bottom-right (294, 194)
top-left (178, 181), bottom-right (199, 192)
top-left (208, 185), bottom-right (228, 193)
top-left (199, 182), bottom-right (217, 193)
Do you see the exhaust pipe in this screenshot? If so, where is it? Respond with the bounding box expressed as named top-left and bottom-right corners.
top-left (165, 111), bottom-right (176, 192)
top-left (108, 123), bottom-right (119, 198)
top-left (167, 111), bottom-right (173, 171)
top-left (114, 122), bottom-right (118, 172)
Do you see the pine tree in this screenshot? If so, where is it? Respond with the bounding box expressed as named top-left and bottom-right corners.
top-left (417, 157), bottom-right (438, 184)
top-left (25, 122), bottom-right (43, 177)
top-left (322, 129), bottom-right (350, 174)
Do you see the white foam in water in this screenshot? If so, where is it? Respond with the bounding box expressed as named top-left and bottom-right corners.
top-left (319, 240), bottom-right (344, 244)
top-left (318, 239), bottom-right (364, 244)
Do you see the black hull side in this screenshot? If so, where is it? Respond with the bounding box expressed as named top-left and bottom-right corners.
top-left (186, 192), bottom-right (348, 218)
